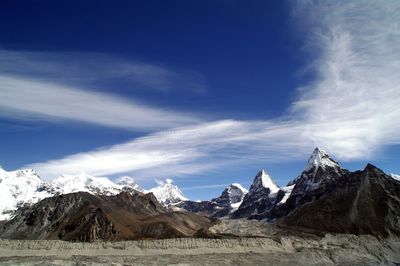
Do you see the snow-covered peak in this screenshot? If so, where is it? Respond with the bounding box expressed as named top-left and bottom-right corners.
top-left (149, 179), bottom-right (187, 205)
top-left (250, 169), bottom-right (280, 194)
top-left (305, 147), bottom-right (339, 172)
top-left (116, 176), bottom-right (144, 192)
top-left (224, 183), bottom-right (248, 210)
top-left (230, 183), bottom-right (248, 194)
top-left (390, 173), bottom-right (400, 181)
top-left (0, 168), bottom-right (57, 220)
top-left (52, 173), bottom-right (120, 195)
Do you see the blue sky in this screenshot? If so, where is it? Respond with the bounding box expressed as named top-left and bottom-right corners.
top-left (0, 0), bottom-right (399, 200)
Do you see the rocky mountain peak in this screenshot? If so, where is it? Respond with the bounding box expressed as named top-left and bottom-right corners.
top-left (229, 183), bottom-right (248, 194)
top-left (216, 183), bottom-right (248, 206)
top-left (305, 147), bottom-right (339, 172)
top-left (288, 147), bottom-right (343, 187)
top-left (250, 169), bottom-right (279, 194)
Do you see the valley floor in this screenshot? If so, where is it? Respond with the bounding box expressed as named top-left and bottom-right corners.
top-left (0, 220), bottom-right (399, 266)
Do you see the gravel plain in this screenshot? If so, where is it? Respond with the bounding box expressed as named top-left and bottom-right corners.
top-left (0, 220), bottom-right (399, 266)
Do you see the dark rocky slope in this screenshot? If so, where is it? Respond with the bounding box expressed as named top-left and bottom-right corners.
top-left (176, 183), bottom-right (247, 218)
top-left (281, 164), bottom-right (400, 237)
top-left (259, 148), bottom-right (348, 220)
top-left (231, 170), bottom-right (282, 219)
top-left (0, 191), bottom-right (217, 241)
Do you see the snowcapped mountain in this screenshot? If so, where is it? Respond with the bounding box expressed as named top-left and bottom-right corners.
top-left (149, 178), bottom-right (187, 205)
top-left (0, 167), bottom-right (59, 220)
top-left (116, 176), bottom-right (144, 193)
top-left (0, 168), bottom-right (145, 220)
top-left (52, 174), bottom-right (144, 196)
top-left (219, 183), bottom-right (248, 211)
top-left (176, 183), bottom-right (248, 217)
top-left (231, 170), bottom-right (282, 219)
top-left (287, 147), bottom-right (348, 201)
top-left (253, 148), bottom-right (350, 221)
top-left (281, 164), bottom-right (400, 238)
top-left (288, 147), bottom-right (343, 187)
top-left (231, 148), bottom-right (347, 221)
top-left (248, 170), bottom-right (280, 195)
top-left (52, 173), bottom-right (122, 195)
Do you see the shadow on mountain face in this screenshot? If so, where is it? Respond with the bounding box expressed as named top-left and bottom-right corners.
top-left (280, 164), bottom-right (400, 238)
top-left (0, 191), bottom-right (218, 242)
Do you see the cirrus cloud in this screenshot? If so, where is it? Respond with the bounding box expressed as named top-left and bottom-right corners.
top-left (22, 0), bottom-right (400, 179)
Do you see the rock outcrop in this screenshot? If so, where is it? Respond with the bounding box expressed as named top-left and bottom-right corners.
top-left (0, 191), bottom-right (217, 241)
top-left (177, 183), bottom-right (248, 217)
top-left (281, 164), bottom-right (400, 237)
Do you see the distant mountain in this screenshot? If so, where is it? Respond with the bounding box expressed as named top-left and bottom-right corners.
top-left (231, 170), bottom-right (289, 219)
top-left (0, 167), bottom-right (59, 220)
top-left (149, 179), bottom-right (188, 205)
top-left (52, 173), bottom-right (122, 195)
top-left (0, 169), bottom-right (144, 220)
top-left (1, 146), bottom-right (399, 239)
top-left (116, 176), bottom-right (144, 193)
top-left (281, 164), bottom-right (400, 237)
top-left (0, 191), bottom-right (217, 241)
top-left (176, 183), bottom-right (248, 217)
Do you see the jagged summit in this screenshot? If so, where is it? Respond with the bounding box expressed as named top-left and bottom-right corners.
top-left (149, 178), bottom-right (187, 205)
top-left (217, 183), bottom-right (248, 206)
top-left (230, 170), bottom-right (281, 219)
top-left (230, 183), bottom-right (248, 193)
top-left (305, 147), bottom-right (340, 172)
top-left (251, 169), bottom-right (279, 194)
top-left (288, 147), bottom-right (342, 186)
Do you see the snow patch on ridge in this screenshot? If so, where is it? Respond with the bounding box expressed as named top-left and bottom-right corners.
top-left (390, 173), bottom-right (400, 181)
top-left (277, 185), bottom-right (295, 205)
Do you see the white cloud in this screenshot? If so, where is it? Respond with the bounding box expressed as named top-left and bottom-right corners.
top-left (23, 1), bottom-right (400, 179)
top-left (290, 0), bottom-right (400, 158)
top-left (0, 75), bottom-right (201, 131)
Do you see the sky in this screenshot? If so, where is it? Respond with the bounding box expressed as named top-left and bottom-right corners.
top-left (0, 0), bottom-right (399, 200)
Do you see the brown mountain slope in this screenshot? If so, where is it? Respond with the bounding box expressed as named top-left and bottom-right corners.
top-left (280, 164), bottom-right (400, 237)
top-left (0, 191), bottom-right (218, 241)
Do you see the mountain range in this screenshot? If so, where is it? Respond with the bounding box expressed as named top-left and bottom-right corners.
top-left (0, 168), bottom-right (185, 220)
top-left (1, 147), bottom-right (399, 239)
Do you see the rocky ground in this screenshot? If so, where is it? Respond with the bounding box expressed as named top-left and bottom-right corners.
top-left (0, 220), bottom-right (399, 266)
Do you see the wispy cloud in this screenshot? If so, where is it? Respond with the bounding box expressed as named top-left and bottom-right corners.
top-left (0, 75), bottom-right (201, 131)
top-left (0, 50), bottom-right (206, 93)
top-left (290, 0), bottom-right (400, 158)
top-left (24, 1), bottom-right (400, 179)
top-left (26, 119), bottom-right (312, 179)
